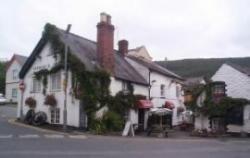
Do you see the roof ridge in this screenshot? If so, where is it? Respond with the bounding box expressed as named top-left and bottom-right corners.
top-left (225, 62), bottom-right (250, 76)
top-left (57, 28), bottom-right (97, 44)
top-left (128, 56), bottom-right (183, 80)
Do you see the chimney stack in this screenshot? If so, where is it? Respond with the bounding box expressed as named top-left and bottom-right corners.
top-left (118, 40), bottom-right (128, 57)
top-left (97, 12), bottom-right (115, 74)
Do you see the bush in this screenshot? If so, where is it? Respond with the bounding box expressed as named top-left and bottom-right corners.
top-left (103, 111), bottom-right (124, 131)
top-left (90, 119), bottom-right (107, 134)
top-left (90, 111), bottom-right (124, 134)
top-left (25, 97), bottom-right (36, 108)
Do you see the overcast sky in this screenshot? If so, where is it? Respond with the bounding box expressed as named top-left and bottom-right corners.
top-left (1, 0), bottom-right (250, 61)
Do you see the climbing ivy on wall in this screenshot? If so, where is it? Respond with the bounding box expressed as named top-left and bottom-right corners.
top-left (186, 83), bottom-right (249, 117)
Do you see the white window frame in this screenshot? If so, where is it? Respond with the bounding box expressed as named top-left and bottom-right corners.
top-left (32, 78), bottom-right (41, 93)
top-left (51, 108), bottom-right (60, 124)
top-left (50, 71), bottom-right (61, 91)
top-left (160, 84), bottom-right (165, 97)
top-left (12, 88), bottom-right (17, 98)
top-left (12, 69), bottom-right (18, 80)
top-left (176, 86), bottom-right (181, 97)
top-left (213, 85), bottom-right (225, 95)
top-left (122, 81), bottom-right (127, 91)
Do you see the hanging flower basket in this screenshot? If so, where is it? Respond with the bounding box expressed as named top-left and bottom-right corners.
top-left (164, 101), bottom-right (175, 110)
top-left (44, 94), bottom-right (57, 107)
top-left (25, 97), bottom-right (37, 109)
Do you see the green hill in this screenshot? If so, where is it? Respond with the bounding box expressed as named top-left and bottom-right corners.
top-left (156, 57), bottom-right (250, 78)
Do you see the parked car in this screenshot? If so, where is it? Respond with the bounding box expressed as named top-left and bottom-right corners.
top-left (0, 94), bottom-right (7, 105)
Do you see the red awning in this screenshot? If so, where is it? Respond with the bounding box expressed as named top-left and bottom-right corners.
top-left (164, 101), bottom-right (175, 109)
top-left (137, 100), bottom-right (153, 109)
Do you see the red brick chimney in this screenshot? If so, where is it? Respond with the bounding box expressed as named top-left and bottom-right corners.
top-left (97, 12), bottom-right (115, 74)
top-left (118, 40), bottom-right (128, 57)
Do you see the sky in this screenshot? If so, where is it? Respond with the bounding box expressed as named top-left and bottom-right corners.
top-left (0, 0), bottom-right (250, 61)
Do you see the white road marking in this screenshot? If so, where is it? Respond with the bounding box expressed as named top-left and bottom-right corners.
top-left (68, 135), bottom-right (87, 139)
top-left (44, 134), bottom-right (64, 139)
top-left (0, 135), bottom-right (13, 139)
top-left (19, 134), bottom-right (40, 139)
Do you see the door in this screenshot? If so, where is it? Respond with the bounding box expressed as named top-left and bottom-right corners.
top-left (79, 100), bottom-right (87, 129)
top-left (138, 109), bottom-right (145, 131)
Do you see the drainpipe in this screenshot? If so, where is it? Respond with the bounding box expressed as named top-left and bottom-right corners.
top-left (148, 71), bottom-right (151, 100)
top-left (63, 24), bottom-right (71, 132)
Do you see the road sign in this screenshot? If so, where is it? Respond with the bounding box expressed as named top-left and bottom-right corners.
top-left (19, 80), bottom-right (25, 91)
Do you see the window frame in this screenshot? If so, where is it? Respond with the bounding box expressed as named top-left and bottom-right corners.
top-left (51, 108), bottom-right (60, 124)
top-left (12, 69), bottom-right (18, 80)
top-left (176, 86), bottom-right (181, 98)
top-left (212, 84), bottom-right (225, 95)
top-left (160, 84), bottom-right (165, 97)
top-left (32, 77), bottom-right (41, 93)
top-left (50, 71), bottom-right (61, 91)
top-left (12, 88), bottom-right (17, 98)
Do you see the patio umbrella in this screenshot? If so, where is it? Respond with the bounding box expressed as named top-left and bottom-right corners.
top-left (149, 108), bottom-right (172, 128)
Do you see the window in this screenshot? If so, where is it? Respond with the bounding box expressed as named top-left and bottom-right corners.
top-left (12, 69), bottom-right (18, 80)
top-left (122, 82), bottom-right (127, 91)
top-left (32, 78), bottom-right (41, 92)
top-left (176, 86), bottom-right (181, 97)
top-left (122, 81), bottom-right (133, 93)
top-left (51, 71), bottom-right (61, 91)
top-left (12, 88), bottom-right (17, 98)
top-left (212, 84), bottom-right (225, 95)
top-left (51, 108), bottom-right (60, 124)
top-left (160, 84), bottom-right (165, 97)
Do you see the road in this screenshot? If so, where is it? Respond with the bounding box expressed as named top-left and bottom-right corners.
top-left (0, 105), bottom-right (250, 158)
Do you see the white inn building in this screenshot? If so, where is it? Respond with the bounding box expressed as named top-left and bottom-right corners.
top-left (17, 13), bottom-right (185, 129)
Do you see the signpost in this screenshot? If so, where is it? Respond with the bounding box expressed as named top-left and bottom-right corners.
top-left (19, 80), bottom-right (25, 120)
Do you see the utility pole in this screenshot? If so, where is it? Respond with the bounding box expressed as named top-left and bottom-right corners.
top-left (63, 24), bottom-right (71, 132)
top-left (19, 80), bottom-right (25, 120)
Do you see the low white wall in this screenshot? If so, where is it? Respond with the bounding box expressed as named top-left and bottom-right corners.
top-left (194, 114), bottom-right (210, 130)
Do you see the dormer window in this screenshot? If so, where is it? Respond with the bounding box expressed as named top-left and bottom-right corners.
top-left (211, 82), bottom-right (226, 96)
top-left (211, 81), bottom-right (226, 103)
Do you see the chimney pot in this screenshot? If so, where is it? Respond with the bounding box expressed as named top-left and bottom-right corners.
top-left (118, 40), bottom-right (129, 57)
top-left (100, 12), bottom-right (111, 24)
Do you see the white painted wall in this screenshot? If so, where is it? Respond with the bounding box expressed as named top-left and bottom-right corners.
top-left (5, 60), bottom-right (21, 102)
top-left (150, 72), bottom-right (185, 125)
top-left (17, 42), bottom-right (80, 127)
top-left (126, 57), bottom-right (185, 126)
top-left (194, 114), bottom-right (210, 130)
